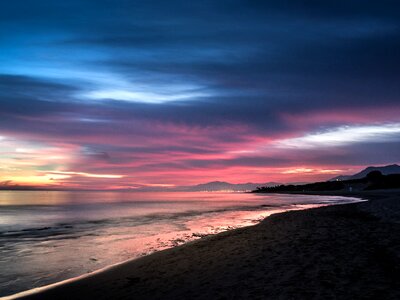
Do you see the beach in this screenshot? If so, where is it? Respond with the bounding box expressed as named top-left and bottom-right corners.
top-left (0, 191), bottom-right (357, 296)
top-left (7, 190), bottom-right (400, 300)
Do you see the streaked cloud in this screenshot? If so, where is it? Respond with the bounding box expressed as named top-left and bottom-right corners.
top-left (85, 88), bottom-right (208, 104)
top-left (277, 124), bottom-right (400, 149)
top-left (0, 0), bottom-right (400, 188)
top-left (44, 171), bottom-right (123, 179)
top-left (281, 168), bottom-right (343, 174)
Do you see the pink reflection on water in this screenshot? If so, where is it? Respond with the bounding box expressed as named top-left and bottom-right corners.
top-left (84, 203), bottom-right (329, 270)
top-left (0, 191), bottom-right (362, 297)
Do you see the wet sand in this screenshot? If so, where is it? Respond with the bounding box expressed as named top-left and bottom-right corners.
top-left (8, 190), bottom-right (400, 299)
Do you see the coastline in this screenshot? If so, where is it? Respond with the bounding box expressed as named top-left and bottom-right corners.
top-left (5, 190), bottom-right (400, 299)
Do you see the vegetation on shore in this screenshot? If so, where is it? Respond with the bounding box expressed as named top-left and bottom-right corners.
top-left (253, 171), bottom-right (400, 193)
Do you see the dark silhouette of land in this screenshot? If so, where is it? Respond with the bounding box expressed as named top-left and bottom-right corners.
top-left (330, 164), bottom-right (400, 181)
top-left (253, 171), bottom-right (400, 193)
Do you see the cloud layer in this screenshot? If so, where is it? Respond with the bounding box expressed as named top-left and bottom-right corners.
top-left (1, 1), bottom-right (400, 188)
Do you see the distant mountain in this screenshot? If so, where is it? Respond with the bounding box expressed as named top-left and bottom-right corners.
top-left (330, 164), bottom-right (400, 181)
top-left (183, 181), bottom-right (281, 192)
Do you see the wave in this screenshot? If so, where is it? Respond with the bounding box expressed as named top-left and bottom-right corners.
top-left (0, 203), bottom-right (286, 244)
top-left (0, 196), bottom-right (360, 246)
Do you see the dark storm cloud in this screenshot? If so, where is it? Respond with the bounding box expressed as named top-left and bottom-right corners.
top-left (0, 75), bottom-right (81, 118)
top-left (3, 1), bottom-right (400, 112)
top-left (0, 75), bottom-right (77, 101)
top-left (275, 140), bottom-right (400, 168)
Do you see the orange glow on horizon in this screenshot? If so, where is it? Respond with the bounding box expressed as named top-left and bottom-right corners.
top-left (44, 171), bottom-right (123, 179)
top-left (0, 131), bottom-right (387, 189)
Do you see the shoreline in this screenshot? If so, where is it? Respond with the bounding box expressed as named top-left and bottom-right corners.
top-left (0, 195), bottom-right (359, 299)
top-left (5, 190), bottom-right (400, 299)
top-left (0, 200), bottom-right (356, 299)
top-left (2, 224), bottom-right (230, 300)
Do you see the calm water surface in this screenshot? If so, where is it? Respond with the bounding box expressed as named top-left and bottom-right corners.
top-left (0, 191), bottom-right (361, 297)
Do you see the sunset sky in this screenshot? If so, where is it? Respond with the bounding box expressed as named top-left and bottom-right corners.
top-left (1, 1), bottom-right (400, 189)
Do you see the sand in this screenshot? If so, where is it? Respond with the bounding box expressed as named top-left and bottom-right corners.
top-left (7, 190), bottom-right (400, 300)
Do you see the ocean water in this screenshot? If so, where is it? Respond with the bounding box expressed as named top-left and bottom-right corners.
top-left (0, 191), bottom-right (361, 297)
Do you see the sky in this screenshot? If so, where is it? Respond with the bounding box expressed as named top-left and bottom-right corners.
top-left (1, 0), bottom-right (400, 190)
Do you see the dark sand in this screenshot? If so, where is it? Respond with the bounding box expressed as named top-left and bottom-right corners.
top-left (9, 190), bottom-right (400, 300)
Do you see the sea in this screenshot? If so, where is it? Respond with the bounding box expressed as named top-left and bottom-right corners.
top-left (0, 190), bottom-right (361, 297)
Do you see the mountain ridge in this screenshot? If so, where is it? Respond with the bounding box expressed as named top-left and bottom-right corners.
top-left (182, 181), bottom-right (281, 192)
top-left (330, 164), bottom-right (400, 181)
